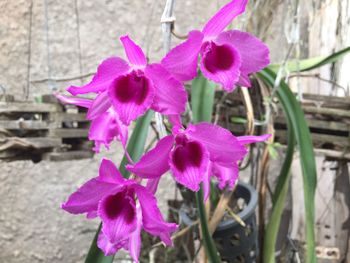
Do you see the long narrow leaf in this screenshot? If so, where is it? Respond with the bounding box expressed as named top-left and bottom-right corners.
top-left (196, 190), bottom-right (222, 263)
top-left (191, 72), bottom-right (221, 262)
top-left (263, 115), bottom-right (295, 263)
top-left (268, 46), bottom-right (350, 73)
top-left (191, 72), bottom-right (216, 123)
top-left (119, 110), bottom-right (154, 177)
top-left (85, 111), bottom-right (154, 263)
top-left (258, 69), bottom-right (317, 263)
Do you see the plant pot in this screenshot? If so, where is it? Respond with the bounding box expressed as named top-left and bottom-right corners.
top-left (180, 181), bottom-right (258, 263)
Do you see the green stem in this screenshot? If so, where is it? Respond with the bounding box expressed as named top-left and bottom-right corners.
top-left (263, 116), bottom-right (295, 263)
top-left (196, 189), bottom-right (222, 263)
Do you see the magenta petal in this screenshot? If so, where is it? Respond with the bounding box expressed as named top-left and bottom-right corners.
top-left (127, 135), bottom-right (174, 178)
top-left (168, 115), bottom-right (183, 128)
top-left (120, 35), bottom-right (147, 67)
top-left (216, 30), bottom-right (270, 76)
top-left (99, 190), bottom-right (137, 243)
top-left (146, 177), bottom-right (161, 194)
top-left (88, 110), bottom-right (126, 152)
top-left (86, 211), bottom-right (98, 219)
top-left (55, 93), bottom-right (92, 108)
top-left (61, 179), bottom-right (120, 215)
top-left (67, 57), bottom-right (130, 95)
top-left (212, 162), bottom-right (239, 190)
top-left (98, 159), bottom-right (125, 184)
top-left (86, 91), bottom-right (112, 120)
top-left (108, 71), bottom-right (155, 125)
top-left (133, 184), bottom-right (178, 245)
top-left (169, 139), bottom-right (209, 191)
top-left (200, 41), bottom-right (242, 92)
top-left (202, 0), bottom-right (248, 38)
top-left (202, 162), bottom-right (212, 201)
top-left (237, 74), bottom-right (252, 87)
top-left (186, 123), bottom-right (247, 164)
top-left (129, 206), bottom-right (143, 263)
top-left (97, 231), bottom-right (126, 256)
top-left (237, 134), bottom-right (271, 145)
top-left (145, 64), bottom-right (187, 115)
top-left (161, 30), bottom-right (203, 81)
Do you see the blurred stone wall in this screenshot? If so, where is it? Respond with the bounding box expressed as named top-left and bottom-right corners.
top-left (0, 0), bottom-right (236, 100)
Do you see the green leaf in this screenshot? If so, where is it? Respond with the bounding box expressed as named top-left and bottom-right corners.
top-left (191, 72), bottom-right (221, 263)
top-left (269, 46), bottom-right (350, 73)
top-left (119, 110), bottom-right (154, 177)
top-left (196, 190), bottom-right (222, 263)
top-left (191, 72), bottom-right (216, 123)
top-left (267, 144), bottom-right (279, 160)
top-left (85, 111), bottom-right (154, 263)
top-left (230, 116), bottom-right (247, 124)
top-left (258, 68), bottom-right (317, 263)
top-left (263, 112), bottom-right (295, 263)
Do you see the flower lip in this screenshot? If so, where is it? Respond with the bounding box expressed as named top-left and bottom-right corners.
top-left (112, 71), bottom-right (151, 105)
top-left (102, 191), bottom-right (135, 221)
top-left (202, 41), bottom-right (236, 73)
top-left (108, 69), bottom-right (155, 125)
top-left (172, 139), bottom-right (204, 172)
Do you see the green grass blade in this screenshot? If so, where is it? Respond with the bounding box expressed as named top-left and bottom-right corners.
top-left (191, 72), bottom-right (221, 262)
top-left (263, 115), bottom-right (295, 263)
top-left (196, 190), bottom-right (222, 263)
top-left (85, 111), bottom-right (154, 263)
top-left (119, 110), bottom-right (154, 177)
top-left (269, 46), bottom-right (350, 73)
top-left (191, 72), bottom-right (216, 123)
top-left (258, 68), bottom-right (317, 263)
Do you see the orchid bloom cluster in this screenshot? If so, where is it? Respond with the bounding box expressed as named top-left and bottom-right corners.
top-left (58, 1), bottom-right (270, 262)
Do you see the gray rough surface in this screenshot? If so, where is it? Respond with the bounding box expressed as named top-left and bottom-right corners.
top-left (0, 138), bottom-right (179, 263)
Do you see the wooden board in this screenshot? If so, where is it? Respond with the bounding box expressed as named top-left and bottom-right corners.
top-left (49, 128), bottom-right (89, 138)
top-left (0, 96), bottom-right (93, 162)
top-left (0, 102), bottom-right (60, 113)
top-left (43, 150), bottom-right (94, 161)
top-left (0, 120), bottom-right (50, 130)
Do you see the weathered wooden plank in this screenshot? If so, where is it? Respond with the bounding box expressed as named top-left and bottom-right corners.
top-left (274, 116), bottom-right (350, 132)
top-left (17, 137), bottom-right (62, 148)
top-left (303, 93), bottom-right (350, 108)
top-left (221, 92), bottom-right (350, 109)
top-left (0, 120), bottom-right (50, 130)
top-left (55, 112), bottom-right (88, 122)
top-left (224, 107), bottom-right (350, 133)
top-left (0, 102), bottom-right (60, 113)
top-left (275, 130), bottom-right (349, 149)
top-left (44, 150), bottom-right (93, 161)
top-left (49, 128), bottom-right (89, 138)
top-left (301, 106), bottom-right (350, 118)
top-left (0, 137), bottom-right (61, 151)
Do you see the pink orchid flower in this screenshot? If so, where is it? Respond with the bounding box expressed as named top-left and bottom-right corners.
top-left (127, 122), bottom-right (270, 199)
top-left (67, 35), bottom-right (187, 125)
top-left (62, 159), bottom-right (177, 262)
top-left (55, 94), bottom-right (127, 153)
top-left (161, 0), bottom-right (270, 92)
